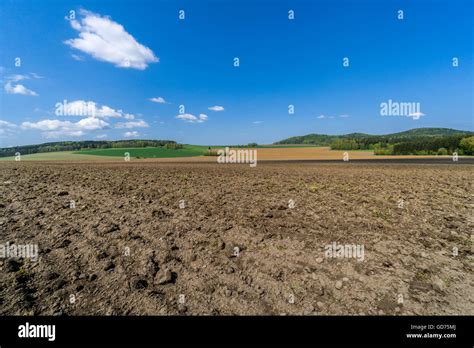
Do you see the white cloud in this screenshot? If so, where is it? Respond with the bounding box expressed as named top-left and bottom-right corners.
top-left (65, 9), bottom-right (158, 70)
top-left (76, 117), bottom-right (109, 130)
top-left (21, 117), bottom-right (109, 138)
top-left (71, 54), bottom-right (84, 61)
top-left (96, 105), bottom-right (122, 117)
top-left (5, 83), bottom-right (38, 96)
top-left (124, 131), bottom-right (139, 137)
top-left (0, 120), bottom-right (17, 135)
top-left (55, 100), bottom-right (135, 119)
top-left (115, 120), bottom-right (149, 128)
top-left (96, 134), bottom-right (108, 139)
top-left (44, 130), bottom-right (85, 138)
top-left (22, 119), bottom-right (71, 131)
top-left (176, 113), bottom-right (208, 123)
top-left (7, 74), bottom-right (30, 82)
top-left (149, 97), bottom-right (167, 104)
top-left (4, 74), bottom-right (40, 96)
top-left (253, 121), bottom-right (263, 124)
top-left (318, 114), bottom-right (349, 119)
top-left (208, 105), bottom-right (224, 112)
top-left (0, 120), bottom-right (17, 128)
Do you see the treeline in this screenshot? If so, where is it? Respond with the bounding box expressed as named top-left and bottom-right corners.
top-left (0, 140), bottom-right (178, 157)
top-left (392, 136), bottom-right (474, 155)
top-left (276, 134), bottom-right (342, 146)
top-left (330, 135), bottom-right (474, 155)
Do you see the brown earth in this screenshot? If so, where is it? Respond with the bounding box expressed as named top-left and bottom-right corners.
top-left (0, 161), bottom-right (472, 315)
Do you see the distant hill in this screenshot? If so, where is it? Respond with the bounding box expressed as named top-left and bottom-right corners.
top-left (274, 128), bottom-right (473, 145)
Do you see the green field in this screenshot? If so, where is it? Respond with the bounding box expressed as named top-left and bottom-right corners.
top-left (0, 151), bottom-right (117, 161)
top-left (75, 145), bottom-right (208, 158)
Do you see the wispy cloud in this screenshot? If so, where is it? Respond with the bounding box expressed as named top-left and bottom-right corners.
top-left (0, 120), bottom-right (17, 136)
top-left (176, 113), bottom-right (208, 123)
top-left (71, 54), bottom-right (84, 61)
top-left (149, 97), bottom-right (168, 104)
top-left (65, 9), bottom-right (158, 70)
top-left (253, 121), bottom-right (263, 124)
top-left (4, 74), bottom-right (40, 96)
top-left (208, 105), bottom-right (224, 112)
top-left (115, 120), bottom-right (149, 128)
top-left (317, 114), bottom-right (350, 119)
top-left (124, 131), bottom-right (139, 137)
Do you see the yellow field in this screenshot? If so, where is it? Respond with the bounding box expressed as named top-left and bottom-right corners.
top-left (150, 147), bottom-right (441, 162)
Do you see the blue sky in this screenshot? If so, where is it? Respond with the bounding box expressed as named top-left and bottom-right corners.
top-left (0, 0), bottom-right (472, 147)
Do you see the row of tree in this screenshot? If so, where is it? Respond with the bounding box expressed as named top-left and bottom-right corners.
top-left (330, 135), bottom-right (474, 156)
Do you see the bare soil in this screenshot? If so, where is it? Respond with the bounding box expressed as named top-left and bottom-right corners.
top-left (0, 161), bottom-right (472, 315)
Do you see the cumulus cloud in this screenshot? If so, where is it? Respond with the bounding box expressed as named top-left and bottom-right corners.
top-left (0, 120), bottom-right (17, 135)
top-left (115, 120), bottom-right (149, 128)
top-left (176, 113), bottom-right (208, 123)
top-left (4, 74), bottom-right (40, 96)
top-left (124, 131), bottom-right (139, 137)
top-left (65, 9), bottom-right (158, 70)
top-left (5, 83), bottom-right (38, 96)
top-left (21, 117), bottom-right (109, 138)
top-left (55, 100), bottom-right (135, 119)
top-left (149, 97), bottom-right (167, 104)
top-left (0, 120), bottom-right (16, 128)
top-left (208, 105), bottom-right (224, 112)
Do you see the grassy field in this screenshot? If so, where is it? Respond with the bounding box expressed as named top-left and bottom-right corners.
top-left (75, 145), bottom-right (207, 158)
top-left (0, 151), bottom-right (118, 161)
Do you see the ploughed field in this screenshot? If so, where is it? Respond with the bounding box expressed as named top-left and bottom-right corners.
top-left (0, 161), bottom-right (472, 315)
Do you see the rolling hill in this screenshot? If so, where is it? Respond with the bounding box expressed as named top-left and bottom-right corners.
top-left (274, 128), bottom-right (474, 145)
